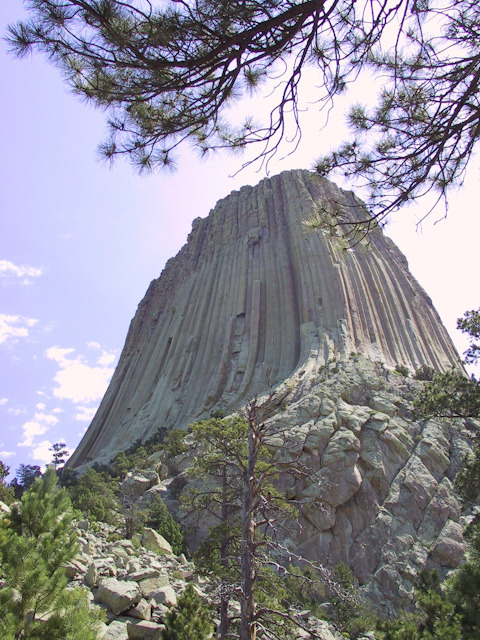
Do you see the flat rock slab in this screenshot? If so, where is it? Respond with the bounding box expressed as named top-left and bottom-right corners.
top-left (126, 620), bottom-right (165, 639)
top-left (97, 578), bottom-right (142, 616)
top-left (149, 585), bottom-right (177, 608)
top-left (142, 528), bottom-right (172, 556)
top-left (139, 575), bottom-right (170, 598)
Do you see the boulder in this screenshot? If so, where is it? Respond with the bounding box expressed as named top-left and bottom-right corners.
top-left (126, 620), bottom-right (165, 639)
top-left (97, 578), bottom-right (142, 616)
top-left (0, 501), bottom-right (11, 515)
top-left (122, 471), bottom-right (160, 500)
top-left (149, 586), bottom-right (177, 608)
top-left (104, 620), bottom-right (129, 640)
top-left (85, 562), bottom-right (100, 587)
top-left (126, 598), bottom-right (152, 621)
top-left (141, 528), bottom-right (172, 556)
top-left (138, 575), bottom-right (170, 599)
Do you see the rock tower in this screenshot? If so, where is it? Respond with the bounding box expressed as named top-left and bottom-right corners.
top-left (69, 170), bottom-right (459, 468)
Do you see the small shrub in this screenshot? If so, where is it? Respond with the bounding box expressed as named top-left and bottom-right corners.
top-left (414, 365), bottom-right (436, 381)
top-left (395, 364), bottom-right (410, 377)
top-left (161, 583), bottom-right (213, 640)
top-left (106, 532), bottom-right (124, 543)
top-left (162, 429), bottom-right (188, 457)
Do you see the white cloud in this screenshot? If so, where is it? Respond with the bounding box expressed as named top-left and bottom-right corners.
top-left (75, 406), bottom-right (97, 422)
top-left (18, 420), bottom-right (48, 447)
top-left (46, 346), bottom-right (76, 364)
top-left (0, 398), bottom-right (8, 407)
top-left (31, 440), bottom-right (53, 467)
top-left (0, 450), bottom-right (15, 458)
top-left (97, 351), bottom-right (116, 366)
top-left (46, 344), bottom-right (115, 404)
top-left (0, 259), bottom-right (43, 284)
top-left (0, 314), bottom-right (38, 345)
top-left (18, 409), bottom-right (59, 447)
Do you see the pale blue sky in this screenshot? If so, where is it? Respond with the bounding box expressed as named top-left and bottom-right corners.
top-left (1, 1), bottom-right (479, 478)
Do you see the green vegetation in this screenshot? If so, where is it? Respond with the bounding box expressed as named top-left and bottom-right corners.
top-left (329, 563), bottom-right (378, 639)
top-left (49, 442), bottom-right (69, 471)
top-left (413, 366), bottom-right (436, 382)
top-left (390, 307), bottom-right (480, 640)
top-left (394, 364), bottom-right (410, 377)
top-left (69, 466), bottom-right (119, 524)
top-left (161, 583), bottom-right (213, 640)
top-left (2, 321), bottom-right (480, 640)
top-left (0, 461), bottom-right (14, 505)
top-left (11, 464), bottom-right (42, 498)
top-left (0, 468), bottom-right (103, 639)
top-left (144, 494), bottom-right (185, 555)
top-left (183, 405), bottom-right (343, 640)
top-left (415, 309), bottom-right (480, 421)
top-left (379, 572), bottom-right (462, 640)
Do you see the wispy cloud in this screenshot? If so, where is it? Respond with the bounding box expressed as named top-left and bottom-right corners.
top-left (0, 450), bottom-right (15, 459)
top-left (0, 259), bottom-right (43, 285)
top-left (0, 398), bottom-right (8, 407)
top-left (46, 343), bottom-right (116, 405)
top-left (0, 314), bottom-right (38, 345)
top-left (8, 407), bottom-right (28, 416)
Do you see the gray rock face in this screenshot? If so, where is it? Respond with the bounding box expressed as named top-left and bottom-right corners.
top-left (166, 354), bottom-right (475, 614)
top-left (69, 170), bottom-right (459, 467)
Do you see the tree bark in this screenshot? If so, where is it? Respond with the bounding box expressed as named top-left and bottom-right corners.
top-left (240, 419), bottom-right (257, 640)
top-left (219, 466), bottom-right (229, 639)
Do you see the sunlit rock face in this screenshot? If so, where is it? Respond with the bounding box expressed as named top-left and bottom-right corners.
top-left (69, 170), bottom-right (459, 467)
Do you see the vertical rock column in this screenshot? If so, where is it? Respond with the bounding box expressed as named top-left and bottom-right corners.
top-left (69, 170), bottom-right (460, 467)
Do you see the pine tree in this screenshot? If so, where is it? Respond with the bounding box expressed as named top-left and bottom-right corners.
top-left (184, 398), bottom-right (342, 640)
top-left (0, 461), bottom-right (14, 505)
top-left (379, 572), bottom-right (462, 640)
top-left (49, 442), bottom-right (69, 470)
top-left (0, 467), bottom-right (103, 639)
top-left (161, 583), bottom-right (213, 640)
top-left (446, 517), bottom-right (480, 637)
top-left (8, 1), bottom-right (480, 225)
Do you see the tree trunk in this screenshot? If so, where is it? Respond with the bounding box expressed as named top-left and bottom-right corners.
top-left (240, 421), bottom-right (256, 640)
top-left (219, 466), bottom-right (229, 639)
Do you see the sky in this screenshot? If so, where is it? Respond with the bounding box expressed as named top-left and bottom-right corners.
top-left (1, 1), bottom-right (479, 480)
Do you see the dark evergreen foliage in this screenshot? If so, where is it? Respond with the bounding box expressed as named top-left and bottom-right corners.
top-left (0, 467), bottom-right (103, 639)
top-left (161, 583), bottom-right (213, 640)
top-left (0, 461), bottom-right (14, 505)
top-left (68, 466), bottom-right (119, 523)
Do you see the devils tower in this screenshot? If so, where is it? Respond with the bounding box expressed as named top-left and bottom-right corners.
top-left (69, 170), bottom-right (459, 468)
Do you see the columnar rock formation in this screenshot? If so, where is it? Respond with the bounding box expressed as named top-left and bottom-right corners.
top-left (69, 170), bottom-right (460, 468)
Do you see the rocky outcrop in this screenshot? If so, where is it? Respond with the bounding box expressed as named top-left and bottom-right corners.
top-left (157, 355), bottom-right (476, 615)
top-left (69, 170), bottom-right (460, 467)
top-left (58, 518), bottom-right (346, 640)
